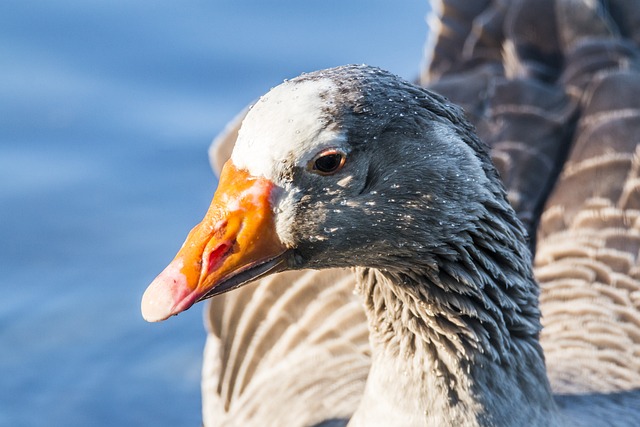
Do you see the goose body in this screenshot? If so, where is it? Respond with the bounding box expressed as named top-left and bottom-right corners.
top-left (143, 0), bottom-right (640, 425)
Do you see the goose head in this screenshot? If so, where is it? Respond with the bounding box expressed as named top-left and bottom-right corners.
top-left (141, 64), bottom-right (515, 322)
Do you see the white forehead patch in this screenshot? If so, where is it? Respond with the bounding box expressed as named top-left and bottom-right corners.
top-left (231, 78), bottom-right (346, 180)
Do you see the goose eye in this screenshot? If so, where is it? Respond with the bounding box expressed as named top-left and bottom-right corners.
top-left (311, 150), bottom-right (346, 175)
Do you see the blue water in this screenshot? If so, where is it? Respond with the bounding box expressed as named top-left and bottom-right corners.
top-left (0, 1), bottom-right (427, 425)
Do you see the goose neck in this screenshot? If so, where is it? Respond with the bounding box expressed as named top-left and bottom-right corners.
top-left (348, 257), bottom-right (561, 426)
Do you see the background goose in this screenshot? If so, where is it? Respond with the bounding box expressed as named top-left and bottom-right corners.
top-left (143, 0), bottom-right (640, 425)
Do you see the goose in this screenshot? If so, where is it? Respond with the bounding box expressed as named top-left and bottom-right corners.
top-left (142, 0), bottom-right (640, 425)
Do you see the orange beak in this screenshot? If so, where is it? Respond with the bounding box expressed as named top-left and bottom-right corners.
top-left (141, 161), bottom-right (289, 322)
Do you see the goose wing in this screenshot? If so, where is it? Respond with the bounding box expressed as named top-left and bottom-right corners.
top-left (534, 2), bottom-right (640, 419)
top-left (425, 0), bottom-right (640, 418)
top-left (537, 66), bottom-right (640, 424)
top-left (535, 16), bottom-right (640, 394)
top-left (202, 269), bottom-right (367, 427)
top-left (423, 1), bottom-right (640, 425)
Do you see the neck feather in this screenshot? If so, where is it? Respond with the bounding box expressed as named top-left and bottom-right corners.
top-left (349, 208), bottom-right (561, 426)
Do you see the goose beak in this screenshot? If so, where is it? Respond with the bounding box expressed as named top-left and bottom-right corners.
top-left (141, 161), bottom-right (288, 322)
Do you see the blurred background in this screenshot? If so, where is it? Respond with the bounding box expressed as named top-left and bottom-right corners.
top-left (0, 1), bottom-right (427, 425)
